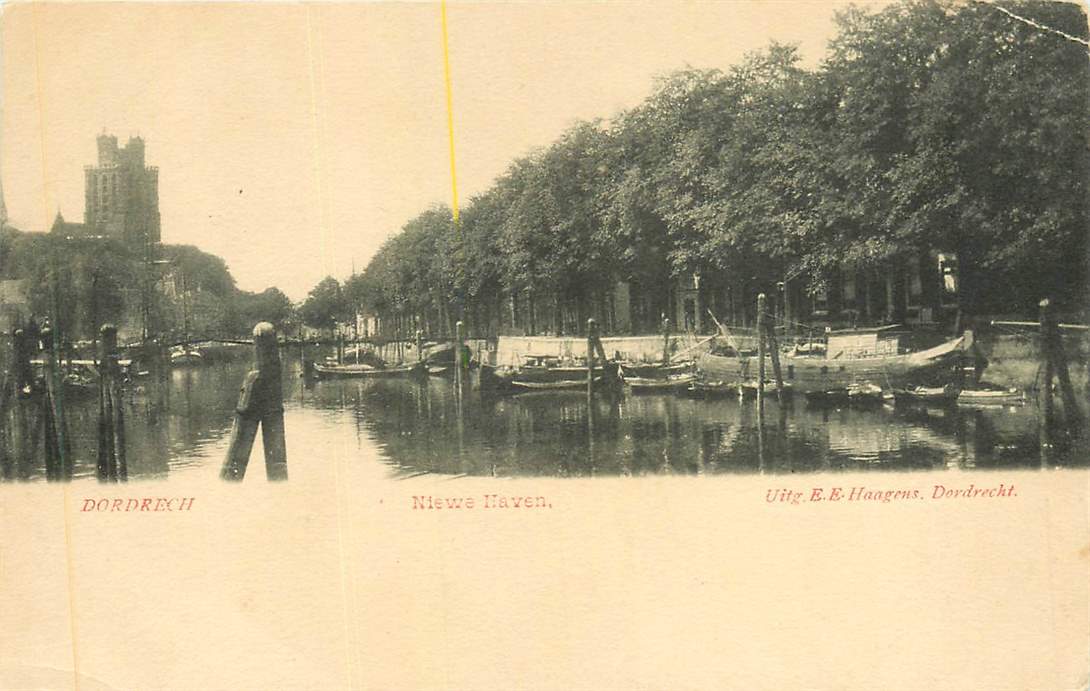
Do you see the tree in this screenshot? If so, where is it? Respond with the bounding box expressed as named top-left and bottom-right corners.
top-left (299, 276), bottom-right (349, 335)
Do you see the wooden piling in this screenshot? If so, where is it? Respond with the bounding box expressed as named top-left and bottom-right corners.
top-left (764, 318), bottom-right (785, 404)
top-left (40, 327), bottom-right (66, 480)
top-left (586, 318), bottom-right (597, 399)
top-left (455, 321), bottom-right (466, 398)
top-left (221, 322), bottom-right (287, 481)
top-left (1038, 300), bottom-right (1055, 450)
top-left (662, 318), bottom-right (672, 364)
top-left (756, 294), bottom-right (767, 401)
top-left (1039, 299), bottom-right (1082, 434)
top-left (416, 329), bottom-right (424, 362)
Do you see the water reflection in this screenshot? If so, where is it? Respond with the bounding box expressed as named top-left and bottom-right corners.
top-left (312, 372), bottom-right (1082, 478)
top-left (2, 355), bottom-right (1083, 481)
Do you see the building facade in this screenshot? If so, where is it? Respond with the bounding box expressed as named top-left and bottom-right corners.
top-left (83, 134), bottom-right (160, 243)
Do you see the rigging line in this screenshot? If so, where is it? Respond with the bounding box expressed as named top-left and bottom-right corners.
top-left (973, 0), bottom-right (1090, 52)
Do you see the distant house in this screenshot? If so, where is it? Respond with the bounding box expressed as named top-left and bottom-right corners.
top-left (0, 279), bottom-right (30, 333)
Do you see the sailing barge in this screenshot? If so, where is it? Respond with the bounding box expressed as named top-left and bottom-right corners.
top-left (697, 328), bottom-right (976, 395)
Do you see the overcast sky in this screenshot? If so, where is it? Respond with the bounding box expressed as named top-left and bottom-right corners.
top-left (1, 1), bottom-right (885, 301)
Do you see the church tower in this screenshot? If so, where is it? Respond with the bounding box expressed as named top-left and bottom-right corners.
top-left (83, 133), bottom-right (160, 243)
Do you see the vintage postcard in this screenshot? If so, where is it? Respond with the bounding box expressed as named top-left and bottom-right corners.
top-left (1, 1), bottom-right (1087, 689)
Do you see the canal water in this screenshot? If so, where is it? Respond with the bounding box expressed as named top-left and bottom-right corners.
top-left (2, 353), bottom-right (1084, 482)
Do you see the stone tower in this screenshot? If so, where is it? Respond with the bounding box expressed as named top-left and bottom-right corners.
top-left (83, 133), bottom-right (160, 243)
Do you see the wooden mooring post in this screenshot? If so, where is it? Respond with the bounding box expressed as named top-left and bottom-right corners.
top-left (756, 294), bottom-right (767, 402)
top-left (587, 318), bottom-right (598, 399)
top-left (662, 317), bottom-right (672, 363)
top-left (1038, 298), bottom-right (1082, 443)
top-left (97, 325), bottom-right (128, 482)
top-left (455, 321), bottom-right (466, 398)
top-left (40, 327), bottom-right (70, 480)
top-left (761, 296), bottom-right (786, 404)
top-left (221, 322), bottom-right (288, 481)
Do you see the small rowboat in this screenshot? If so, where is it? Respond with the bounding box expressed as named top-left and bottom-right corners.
top-left (617, 361), bottom-right (694, 378)
top-left (737, 381), bottom-right (793, 398)
top-left (170, 347), bottom-right (204, 366)
top-left (847, 382), bottom-right (885, 405)
top-left (957, 387), bottom-right (1025, 407)
top-left (685, 380), bottom-right (738, 398)
top-left (509, 376), bottom-right (606, 392)
top-left (623, 372), bottom-right (697, 393)
top-left (427, 365), bottom-right (450, 376)
top-left (890, 384), bottom-right (959, 404)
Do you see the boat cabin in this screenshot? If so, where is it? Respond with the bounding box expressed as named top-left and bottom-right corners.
top-left (825, 325), bottom-right (909, 359)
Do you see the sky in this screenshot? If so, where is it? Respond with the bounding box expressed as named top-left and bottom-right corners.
top-left (0, 1), bottom-right (887, 301)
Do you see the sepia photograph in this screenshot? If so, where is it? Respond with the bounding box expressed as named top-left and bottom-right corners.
top-left (1, 0), bottom-right (1086, 484)
top-left (0, 1), bottom-right (1087, 689)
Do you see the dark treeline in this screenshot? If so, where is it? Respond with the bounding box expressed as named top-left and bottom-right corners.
top-left (306, 0), bottom-right (1088, 339)
top-left (0, 226), bottom-right (293, 343)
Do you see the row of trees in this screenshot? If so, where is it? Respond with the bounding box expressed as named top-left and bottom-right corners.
top-left (305, 0), bottom-right (1087, 338)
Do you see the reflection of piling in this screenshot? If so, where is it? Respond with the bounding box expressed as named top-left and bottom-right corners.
top-left (97, 325), bottom-right (127, 482)
top-left (221, 322), bottom-right (288, 481)
top-left (1, 329), bottom-right (30, 480)
top-left (6, 329), bottom-right (32, 478)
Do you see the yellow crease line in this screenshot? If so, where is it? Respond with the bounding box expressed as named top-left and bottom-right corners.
top-left (304, 7), bottom-right (355, 685)
top-left (305, 5), bottom-right (331, 280)
top-left (29, 5), bottom-right (81, 688)
top-left (440, 0), bottom-right (460, 224)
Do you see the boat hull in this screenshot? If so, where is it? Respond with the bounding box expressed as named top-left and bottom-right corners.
top-left (697, 334), bottom-right (971, 394)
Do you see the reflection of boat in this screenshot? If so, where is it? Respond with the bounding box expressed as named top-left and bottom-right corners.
top-left (698, 331), bottom-right (974, 394)
top-left (804, 388), bottom-right (850, 405)
top-left (313, 361), bottom-right (426, 379)
top-left (957, 387), bottom-right (1024, 407)
top-left (622, 372), bottom-right (697, 393)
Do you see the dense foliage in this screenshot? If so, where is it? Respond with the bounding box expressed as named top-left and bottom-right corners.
top-left (0, 227), bottom-right (295, 342)
top-left (335, 0), bottom-right (1087, 337)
